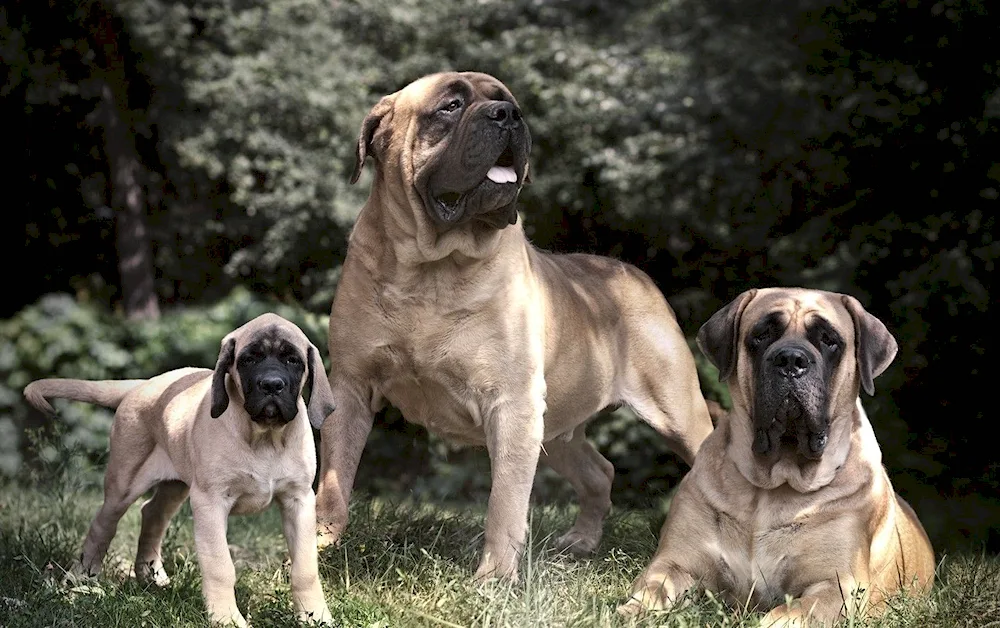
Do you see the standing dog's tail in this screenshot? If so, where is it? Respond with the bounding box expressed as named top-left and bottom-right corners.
top-left (24, 378), bottom-right (148, 417)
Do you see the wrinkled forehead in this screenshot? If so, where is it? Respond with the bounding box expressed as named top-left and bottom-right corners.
top-left (396, 72), bottom-right (517, 110)
top-left (231, 315), bottom-right (307, 355)
top-left (741, 288), bottom-right (852, 335)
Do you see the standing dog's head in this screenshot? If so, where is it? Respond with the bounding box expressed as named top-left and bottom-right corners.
top-left (209, 313), bottom-right (336, 429)
top-left (350, 71), bottom-right (532, 230)
top-left (697, 288), bottom-right (897, 467)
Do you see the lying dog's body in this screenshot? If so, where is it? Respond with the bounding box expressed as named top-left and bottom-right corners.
top-left (315, 71), bottom-right (714, 581)
top-left (621, 288), bottom-right (935, 625)
top-left (24, 314), bottom-right (336, 627)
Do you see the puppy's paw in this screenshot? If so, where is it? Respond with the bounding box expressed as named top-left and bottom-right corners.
top-left (297, 604), bottom-right (334, 626)
top-left (473, 553), bottom-right (520, 585)
top-left (135, 558), bottom-right (171, 587)
top-left (207, 609), bottom-right (249, 628)
top-left (554, 529), bottom-right (600, 557)
top-left (315, 523), bottom-right (344, 551)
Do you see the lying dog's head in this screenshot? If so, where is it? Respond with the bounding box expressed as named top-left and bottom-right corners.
top-left (350, 71), bottom-right (531, 230)
top-left (210, 313), bottom-right (336, 429)
top-left (697, 288), bottom-right (897, 466)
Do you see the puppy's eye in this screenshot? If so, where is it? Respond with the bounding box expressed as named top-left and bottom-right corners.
top-left (821, 334), bottom-right (840, 351)
top-left (284, 355), bottom-right (303, 366)
top-left (241, 352), bottom-right (262, 364)
top-left (440, 98), bottom-right (463, 113)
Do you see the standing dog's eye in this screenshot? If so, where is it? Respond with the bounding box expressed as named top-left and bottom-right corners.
top-left (441, 98), bottom-right (463, 113)
top-left (284, 355), bottom-right (303, 366)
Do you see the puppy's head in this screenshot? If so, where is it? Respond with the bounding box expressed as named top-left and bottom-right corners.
top-left (210, 313), bottom-right (336, 429)
top-left (697, 288), bottom-right (896, 465)
top-left (351, 71), bottom-right (532, 230)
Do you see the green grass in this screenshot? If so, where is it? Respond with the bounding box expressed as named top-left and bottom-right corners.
top-left (1, 458), bottom-right (999, 628)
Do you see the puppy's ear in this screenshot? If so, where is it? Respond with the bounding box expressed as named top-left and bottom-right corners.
top-left (304, 344), bottom-right (337, 429)
top-left (841, 295), bottom-right (897, 396)
top-left (350, 94), bottom-right (397, 185)
top-left (210, 337), bottom-right (236, 418)
top-left (697, 289), bottom-right (757, 382)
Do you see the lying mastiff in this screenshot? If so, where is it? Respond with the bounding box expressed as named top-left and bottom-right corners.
top-left (315, 71), bottom-right (715, 581)
top-left (24, 314), bottom-right (336, 627)
top-left (620, 288), bottom-right (935, 625)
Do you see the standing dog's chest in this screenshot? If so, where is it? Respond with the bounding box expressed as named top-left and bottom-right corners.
top-left (374, 323), bottom-right (491, 442)
top-left (366, 291), bottom-right (525, 443)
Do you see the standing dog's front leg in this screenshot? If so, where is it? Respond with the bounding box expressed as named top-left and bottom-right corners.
top-left (474, 398), bottom-right (545, 582)
top-left (190, 490), bottom-right (245, 627)
top-left (278, 489), bottom-right (333, 624)
top-left (316, 385), bottom-right (375, 548)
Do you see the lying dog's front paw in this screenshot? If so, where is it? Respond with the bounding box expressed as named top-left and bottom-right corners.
top-left (616, 597), bottom-right (646, 617)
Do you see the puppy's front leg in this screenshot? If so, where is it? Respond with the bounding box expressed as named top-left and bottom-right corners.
top-left (278, 489), bottom-right (333, 624)
top-left (190, 490), bottom-right (246, 627)
top-left (474, 400), bottom-right (544, 583)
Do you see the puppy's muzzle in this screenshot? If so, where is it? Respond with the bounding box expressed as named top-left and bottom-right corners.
top-left (246, 368), bottom-right (298, 424)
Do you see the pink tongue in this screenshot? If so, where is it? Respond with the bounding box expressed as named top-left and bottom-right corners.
top-left (486, 166), bottom-right (517, 184)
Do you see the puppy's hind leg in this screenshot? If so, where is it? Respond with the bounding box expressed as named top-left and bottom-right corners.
top-left (78, 441), bottom-right (158, 580)
top-left (540, 428), bottom-right (613, 556)
top-left (135, 480), bottom-right (190, 587)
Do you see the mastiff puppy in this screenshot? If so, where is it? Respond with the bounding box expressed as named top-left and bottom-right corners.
top-left (620, 288), bottom-right (935, 625)
top-left (315, 71), bottom-right (715, 581)
top-left (24, 314), bottom-right (336, 627)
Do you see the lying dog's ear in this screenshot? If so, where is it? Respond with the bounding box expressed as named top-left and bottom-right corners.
top-left (697, 289), bottom-right (757, 382)
top-left (305, 344), bottom-right (337, 429)
top-left (350, 94), bottom-right (397, 185)
top-left (842, 295), bottom-right (897, 396)
top-left (210, 337), bottom-right (236, 418)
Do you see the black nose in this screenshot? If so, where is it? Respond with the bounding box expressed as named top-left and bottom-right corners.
top-left (771, 346), bottom-right (812, 378)
top-left (258, 376), bottom-right (285, 395)
top-left (487, 101), bottom-right (522, 129)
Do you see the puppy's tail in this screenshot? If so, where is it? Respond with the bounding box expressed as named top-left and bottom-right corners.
top-left (24, 378), bottom-right (147, 417)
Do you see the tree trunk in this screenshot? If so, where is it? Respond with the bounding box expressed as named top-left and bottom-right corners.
top-left (90, 4), bottom-right (159, 320)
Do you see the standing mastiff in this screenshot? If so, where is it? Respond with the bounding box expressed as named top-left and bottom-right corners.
top-left (620, 288), bottom-right (935, 625)
top-left (315, 71), bottom-right (714, 581)
top-left (24, 314), bottom-right (336, 627)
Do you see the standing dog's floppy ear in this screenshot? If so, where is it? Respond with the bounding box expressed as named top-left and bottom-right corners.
top-left (305, 344), bottom-right (337, 429)
top-left (697, 289), bottom-right (758, 382)
top-left (350, 94), bottom-right (397, 185)
top-left (841, 295), bottom-right (898, 396)
top-left (211, 337), bottom-right (236, 418)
